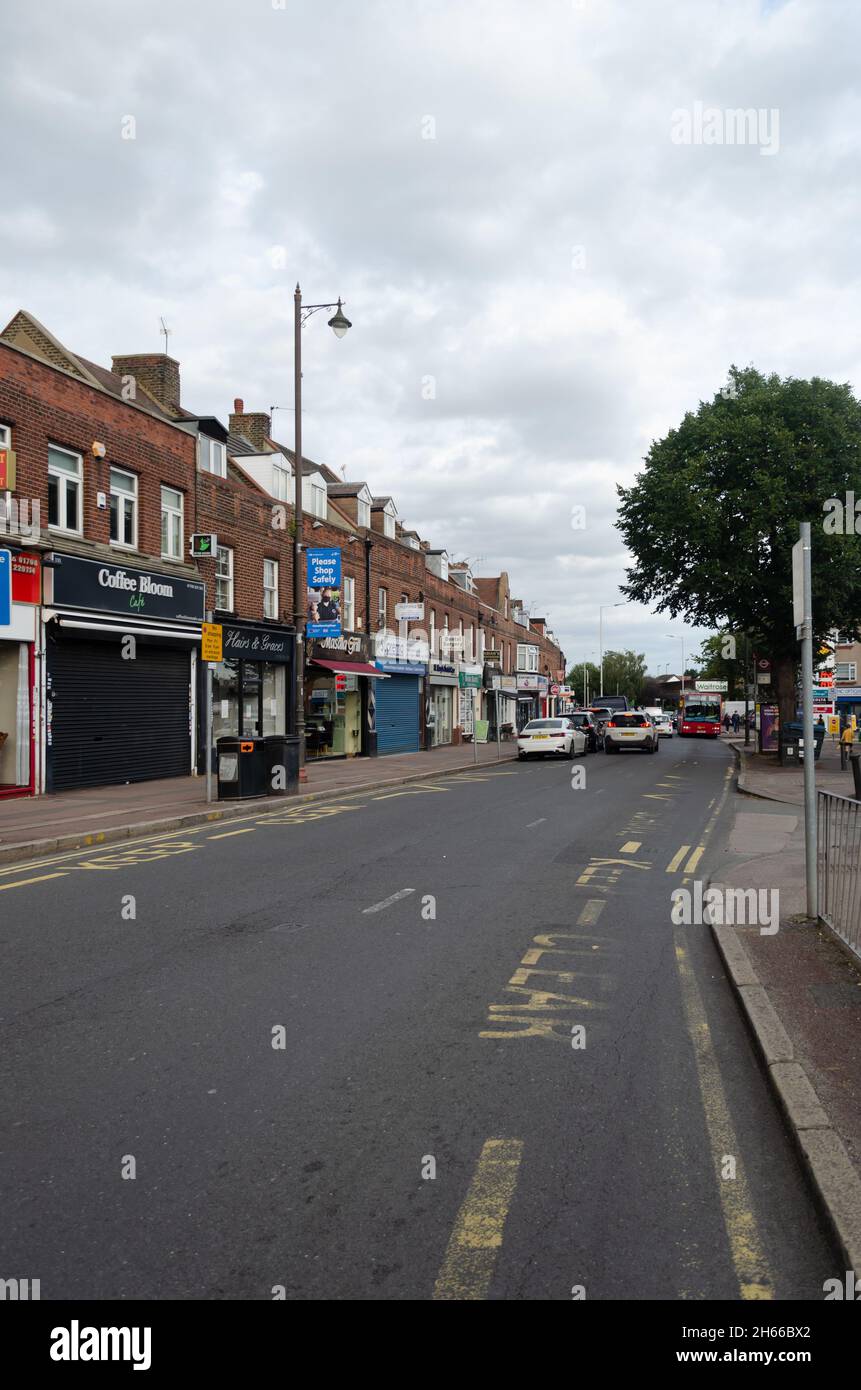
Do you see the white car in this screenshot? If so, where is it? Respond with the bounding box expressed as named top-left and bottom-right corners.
top-left (517, 718), bottom-right (587, 760)
top-left (604, 711), bottom-right (659, 753)
top-left (652, 712), bottom-right (673, 738)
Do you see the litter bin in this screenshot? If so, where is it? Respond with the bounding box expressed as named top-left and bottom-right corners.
top-left (264, 734), bottom-right (299, 796)
top-left (216, 735), bottom-right (267, 799)
top-left (779, 722), bottom-right (803, 766)
top-left (813, 723), bottom-right (825, 760)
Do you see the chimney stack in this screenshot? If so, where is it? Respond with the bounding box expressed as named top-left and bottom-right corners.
top-left (111, 353), bottom-right (181, 415)
top-left (229, 397), bottom-right (272, 453)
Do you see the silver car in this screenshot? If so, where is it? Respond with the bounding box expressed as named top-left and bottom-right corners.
top-left (604, 711), bottom-right (659, 754)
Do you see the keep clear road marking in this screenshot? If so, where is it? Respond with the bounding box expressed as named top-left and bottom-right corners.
top-left (525, 818), bottom-right (546, 829)
top-left (362, 887), bottom-right (416, 915)
top-left (674, 935), bottom-right (773, 1300)
top-left (0, 871), bottom-right (69, 893)
top-left (666, 845), bottom-right (691, 874)
top-left (433, 1138), bottom-right (524, 1300)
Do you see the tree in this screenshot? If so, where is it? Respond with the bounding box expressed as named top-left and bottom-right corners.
top-left (617, 367), bottom-right (861, 726)
top-left (600, 649), bottom-right (647, 704)
top-left (566, 660), bottom-right (600, 705)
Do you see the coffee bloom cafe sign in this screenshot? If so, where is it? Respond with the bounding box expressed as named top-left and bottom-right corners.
top-left (46, 553), bottom-right (205, 623)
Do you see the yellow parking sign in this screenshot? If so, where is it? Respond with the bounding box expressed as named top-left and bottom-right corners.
top-left (201, 622), bottom-right (222, 662)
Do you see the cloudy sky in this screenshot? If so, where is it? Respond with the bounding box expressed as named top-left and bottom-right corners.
top-left (2, 0), bottom-right (858, 675)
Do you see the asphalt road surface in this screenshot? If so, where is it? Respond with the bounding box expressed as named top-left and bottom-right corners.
top-left (0, 735), bottom-right (835, 1300)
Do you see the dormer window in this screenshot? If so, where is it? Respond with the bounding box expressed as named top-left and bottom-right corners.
top-left (357, 497), bottom-right (371, 528)
top-left (302, 472), bottom-right (328, 520)
top-left (199, 435), bottom-right (226, 478)
top-left (272, 462), bottom-right (292, 501)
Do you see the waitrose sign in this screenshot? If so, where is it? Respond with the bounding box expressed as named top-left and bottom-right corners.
top-left (47, 553), bottom-right (205, 623)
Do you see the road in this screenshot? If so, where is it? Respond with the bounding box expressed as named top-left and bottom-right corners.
top-left (0, 735), bottom-right (835, 1300)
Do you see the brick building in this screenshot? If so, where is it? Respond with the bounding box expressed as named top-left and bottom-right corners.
top-left (0, 310), bottom-right (565, 793)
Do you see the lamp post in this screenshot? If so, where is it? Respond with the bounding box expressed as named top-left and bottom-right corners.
top-left (599, 603), bottom-right (625, 699)
top-left (292, 286), bottom-right (351, 773)
top-left (665, 633), bottom-right (686, 693)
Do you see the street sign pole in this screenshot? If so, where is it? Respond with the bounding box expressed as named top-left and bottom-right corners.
top-left (205, 611), bottom-right (214, 805)
top-left (794, 525), bottom-right (817, 918)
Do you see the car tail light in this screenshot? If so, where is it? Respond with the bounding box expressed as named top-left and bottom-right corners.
top-left (607, 721), bottom-right (616, 728)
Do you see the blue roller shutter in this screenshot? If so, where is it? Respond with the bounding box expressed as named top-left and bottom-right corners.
top-left (375, 675), bottom-right (420, 754)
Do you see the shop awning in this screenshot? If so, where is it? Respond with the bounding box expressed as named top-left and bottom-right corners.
top-left (311, 658), bottom-right (389, 678)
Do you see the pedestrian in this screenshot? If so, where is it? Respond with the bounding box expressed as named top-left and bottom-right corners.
top-left (732, 712), bottom-right (740, 734)
top-left (723, 713), bottom-right (731, 732)
top-left (840, 719), bottom-right (855, 769)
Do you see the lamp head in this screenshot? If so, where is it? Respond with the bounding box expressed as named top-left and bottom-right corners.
top-left (328, 299), bottom-right (352, 339)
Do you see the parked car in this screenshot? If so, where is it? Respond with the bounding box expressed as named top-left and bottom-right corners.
top-left (652, 712), bottom-right (673, 738)
top-left (604, 711), bottom-right (659, 754)
top-left (517, 718), bottom-right (588, 760)
top-left (564, 710), bottom-right (598, 752)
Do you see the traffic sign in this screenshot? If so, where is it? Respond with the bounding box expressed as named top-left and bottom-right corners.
top-left (201, 622), bottom-right (223, 662)
top-left (550, 683), bottom-right (560, 695)
top-left (191, 533), bottom-right (218, 558)
top-left (0, 549), bottom-right (10, 626)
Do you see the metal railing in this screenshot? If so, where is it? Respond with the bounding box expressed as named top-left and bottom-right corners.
top-left (818, 789), bottom-right (861, 962)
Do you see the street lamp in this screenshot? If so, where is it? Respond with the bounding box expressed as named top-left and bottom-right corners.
top-left (599, 603), bottom-right (625, 699)
top-left (665, 633), bottom-right (686, 693)
top-left (293, 284), bottom-right (352, 775)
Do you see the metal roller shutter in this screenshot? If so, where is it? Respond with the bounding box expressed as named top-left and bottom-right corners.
top-left (49, 636), bottom-right (192, 789)
top-left (375, 674), bottom-right (420, 755)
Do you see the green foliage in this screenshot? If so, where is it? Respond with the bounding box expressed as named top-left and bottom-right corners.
top-left (696, 633), bottom-right (745, 697)
top-left (617, 367), bottom-right (861, 716)
top-left (567, 660), bottom-right (600, 703)
top-left (600, 649), bottom-right (647, 704)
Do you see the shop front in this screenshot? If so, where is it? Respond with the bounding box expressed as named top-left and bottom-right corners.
top-left (43, 553), bottom-right (205, 792)
top-left (0, 550), bottom-right (40, 797)
top-left (457, 663), bottom-right (482, 742)
top-left (517, 674), bottom-right (541, 729)
top-left (305, 633), bottom-right (382, 760)
top-left (427, 658), bottom-right (458, 747)
top-left (202, 619), bottom-right (295, 769)
top-left (486, 671), bottom-right (518, 739)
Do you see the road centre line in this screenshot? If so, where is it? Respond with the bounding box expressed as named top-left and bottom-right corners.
top-left (525, 818), bottom-right (546, 828)
top-left (433, 1139), bottom-right (524, 1300)
top-left (577, 899), bottom-right (606, 925)
top-left (674, 935), bottom-right (773, 1299)
top-left (362, 888), bottom-right (416, 914)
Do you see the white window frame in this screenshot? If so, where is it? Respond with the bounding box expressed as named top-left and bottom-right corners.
top-left (272, 463), bottom-right (292, 502)
top-left (517, 644), bottom-right (539, 673)
top-left (343, 575), bottom-right (356, 631)
top-left (216, 545), bottom-right (234, 610)
top-left (383, 507), bottom-right (396, 538)
top-left (377, 586), bottom-right (387, 629)
top-left (109, 466), bottom-right (138, 549)
top-left (263, 558), bottom-right (279, 619)
top-left (357, 498), bottom-right (371, 529)
top-left (0, 423), bottom-right (10, 449)
top-left (199, 434), bottom-right (227, 478)
top-left (48, 443), bottom-right (83, 535)
top-left (160, 485), bottom-right (184, 560)
top-left (836, 662), bottom-right (857, 682)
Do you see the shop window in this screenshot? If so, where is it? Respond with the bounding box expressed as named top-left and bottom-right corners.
top-left (110, 467), bottom-right (138, 548)
top-left (343, 575), bottom-right (355, 631)
top-left (212, 658), bottom-right (240, 743)
top-left (216, 546), bottom-right (234, 610)
top-left (48, 444), bottom-right (83, 534)
top-left (0, 643), bottom-right (31, 790)
top-left (263, 558), bottom-right (279, 619)
top-left (161, 485), bottom-right (184, 560)
top-left (199, 435), bottom-right (227, 477)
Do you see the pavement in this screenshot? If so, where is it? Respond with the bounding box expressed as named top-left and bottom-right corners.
top-left (0, 736), bottom-right (840, 1299)
top-left (707, 736), bottom-right (861, 1271)
top-left (0, 740), bottom-right (517, 865)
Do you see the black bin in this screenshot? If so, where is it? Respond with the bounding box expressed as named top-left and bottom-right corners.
top-left (779, 722), bottom-right (803, 765)
top-left (264, 734), bottom-right (299, 796)
top-left (216, 735), bottom-right (266, 799)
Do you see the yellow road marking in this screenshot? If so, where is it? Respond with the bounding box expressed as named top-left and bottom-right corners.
top-left (643, 793), bottom-right (672, 800)
top-left (674, 936), bottom-right (773, 1300)
top-left (208, 827), bottom-right (256, 840)
top-left (684, 845), bottom-right (706, 874)
top-left (577, 899), bottom-right (606, 926)
top-left (0, 871), bottom-right (69, 892)
top-left (620, 841), bottom-right (641, 853)
top-left (433, 1139), bottom-right (524, 1300)
top-left (666, 845), bottom-right (691, 874)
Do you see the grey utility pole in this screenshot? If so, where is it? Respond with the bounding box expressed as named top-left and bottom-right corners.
top-left (794, 523), bottom-right (817, 917)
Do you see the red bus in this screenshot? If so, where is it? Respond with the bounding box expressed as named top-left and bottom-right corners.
top-left (678, 690), bottom-right (722, 737)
